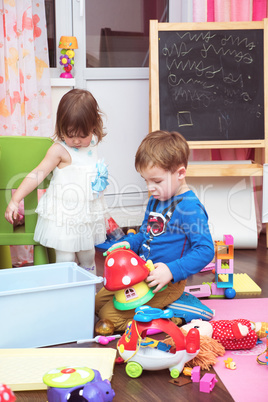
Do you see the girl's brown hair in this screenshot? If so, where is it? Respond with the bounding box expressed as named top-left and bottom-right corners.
top-left (135, 130), bottom-right (190, 173)
top-left (54, 89), bottom-right (106, 144)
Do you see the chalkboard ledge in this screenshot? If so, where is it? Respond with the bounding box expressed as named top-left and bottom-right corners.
top-left (187, 161), bottom-right (263, 177)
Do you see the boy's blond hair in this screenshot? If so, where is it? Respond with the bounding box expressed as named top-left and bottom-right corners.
top-left (135, 130), bottom-right (190, 173)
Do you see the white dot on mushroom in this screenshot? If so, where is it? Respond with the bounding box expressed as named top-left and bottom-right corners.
top-left (122, 276), bottom-right (131, 285)
top-left (107, 258), bottom-right (114, 267)
top-left (130, 258), bottom-right (138, 266)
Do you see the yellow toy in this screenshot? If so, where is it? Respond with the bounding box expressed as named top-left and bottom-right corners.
top-left (224, 357), bottom-right (236, 370)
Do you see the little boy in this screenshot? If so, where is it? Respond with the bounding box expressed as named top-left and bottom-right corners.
top-left (95, 130), bottom-right (214, 331)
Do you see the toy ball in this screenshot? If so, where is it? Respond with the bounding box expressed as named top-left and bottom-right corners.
top-left (95, 319), bottom-right (114, 336)
top-left (224, 287), bottom-right (236, 299)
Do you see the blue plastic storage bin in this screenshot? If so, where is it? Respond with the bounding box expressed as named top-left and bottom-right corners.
top-left (0, 262), bottom-right (103, 348)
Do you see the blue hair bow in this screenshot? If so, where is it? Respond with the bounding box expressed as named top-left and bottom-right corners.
top-left (91, 161), bottom-right (109, 193)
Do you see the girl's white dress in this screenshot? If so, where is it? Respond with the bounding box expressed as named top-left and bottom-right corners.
top-left (34, 138), bottom-right (108, 252)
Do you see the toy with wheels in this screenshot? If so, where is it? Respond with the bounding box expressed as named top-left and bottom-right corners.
top-left (117, 306), bottom-right (200, 378)
top-left (43, 366), bottom-right (115, 401)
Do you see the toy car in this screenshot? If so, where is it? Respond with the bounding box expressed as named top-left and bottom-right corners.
top-left (117, 306), bottom-right (200, 378)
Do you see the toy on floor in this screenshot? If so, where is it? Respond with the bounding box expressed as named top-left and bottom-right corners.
top-left (187, 234), bottom-right (261, 299)
top-left (164, 328), bottom-right (225, 370)
top-left (117, 305), bottom-right (200, 379)
top-left (212, 234), bottom-right (236, 298)
top-left (214, 273), bottom-right (262, 297)
top-left (103, 245), bottom-right (166, 310)
top-left (95, 319), bottom-right (115, 336)
top-left (257, 330), bottom-right (268, 366)
top-left (199, 373), bottom-right (218, 393)
top-left (185, 235), bottom-right (236, 299)
top-left (190, 366), bottom-right (200, 382)
top-left (224, 357), bottom-right (236, 370)
top-left (77, 334), bottom-right (121, 345)
top-left (43, 366), bottom-right (115, 401)
top-left (0, 384), bottom-right (16, 401)
top-left (181, 318), bottom-right (268, 350)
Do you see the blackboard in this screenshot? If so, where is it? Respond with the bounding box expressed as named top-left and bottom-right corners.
top-left (158, 28), bottom-right (264, 142)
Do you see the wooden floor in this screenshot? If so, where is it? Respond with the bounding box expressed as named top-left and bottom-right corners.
top-left (14, 233), bottom-right (268, 402)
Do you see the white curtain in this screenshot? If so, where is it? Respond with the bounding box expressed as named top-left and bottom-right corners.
top-left (0, 0), bottom-right (53, 266)
top-left (0, 0), bottom-right (52, 136)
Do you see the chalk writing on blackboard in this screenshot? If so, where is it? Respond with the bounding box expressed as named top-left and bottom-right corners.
top-left (158, 29), bottom-right (264, 141)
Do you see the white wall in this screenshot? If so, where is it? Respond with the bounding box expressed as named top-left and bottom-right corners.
top-left (50, 77), bottom-right (148, 228)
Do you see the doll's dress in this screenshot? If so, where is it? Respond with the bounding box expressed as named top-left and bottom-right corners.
top-left (34, 138), bottom-right (108, 252)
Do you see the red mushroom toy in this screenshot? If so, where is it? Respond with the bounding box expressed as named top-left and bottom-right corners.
top-left (0, 384), bottom-right (16, 402)
top-left (103, 246), bottom-right (164, 310)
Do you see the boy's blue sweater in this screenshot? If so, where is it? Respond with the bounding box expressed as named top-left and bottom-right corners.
top-left (126, 191), bottom-right (215, 283)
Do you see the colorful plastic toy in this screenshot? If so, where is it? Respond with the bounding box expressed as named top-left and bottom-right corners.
top-left (181, 318), bottom-right (268, 350)
top-left (43, 366), bottom-right (115, 402)
top-left (199, 373), bottom-right (218, 393)
top-left (191, 366), bottom-right (201, 382)
top-left (190, 235), bottom-right (237, 299)
top-left (58, 36), bottom-right (78, 78)
top-left (0, 384), bottom-right (16, 401)
top-left (224, 357), bottom-right (236, 370)
top-left (257, 330), bottom-right (268, 366)
top-left (77, 334), bottom-right (121, 345)
top-left (103, 246), bottom-right (166, 310)
top-left (211, 234), bottom-right (236, 298)
top-left (117, 305), bottom-right (200, 378)
top-left (184, 284), bottom-right (212, 298)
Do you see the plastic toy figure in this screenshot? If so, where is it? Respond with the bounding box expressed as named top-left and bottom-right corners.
top-left (58, 36), bottom-right (78, 78)
top-left (224, 357), bottom-right (236, 370)
top-left (43, 367), bottom-right (115, 402)
top-left (182, 318), bottom-right (268, 350)
top-left (77, 334), bottom-right (121, 345)
top-left (103, 245), bottom-right (166, 310)
top-left (117, 306), bottom-right (200, 378)
top-left (199, 373), bottom-right (218, 393)
top-left (0, 384), bottom-right (16, 401)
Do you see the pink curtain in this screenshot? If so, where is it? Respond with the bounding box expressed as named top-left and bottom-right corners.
top-left (193, 0), bottom-right (267, 161)
top-left (253, 0), bottom-right (267, 20)
top-left (230, 0), bottom-right (252, 21)
top-left (214, 0), bottom-right (231, 21)
top-left (192, 0), bottom-right (266, 235)
top-left (0, 0), bottom-right (53, 266)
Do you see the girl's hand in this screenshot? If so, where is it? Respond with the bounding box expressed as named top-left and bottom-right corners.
top-left (146, 262), bottom-right (173, 293)
top-left (5, 199), bottom-right (19, 224)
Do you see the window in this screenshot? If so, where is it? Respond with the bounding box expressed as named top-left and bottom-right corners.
top-left (45, 0), bottom-right (168, 69)
top-left (86, 0), bottom-right (168, 67)
top-left (45, 0), bottom-right (56, 67)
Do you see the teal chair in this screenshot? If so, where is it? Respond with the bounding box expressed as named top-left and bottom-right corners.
top-left (0, 136), bottom-right (55, 268)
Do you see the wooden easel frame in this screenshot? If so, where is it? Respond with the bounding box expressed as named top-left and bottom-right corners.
top-left (149, 19), bottom-right (268, 176)
top-left (149, 19), bottom-right (268, 246)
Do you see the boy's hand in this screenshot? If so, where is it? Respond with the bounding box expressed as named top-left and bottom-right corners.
top-left (5, 199), bottom-right (19, 224)
top-left (146, 262), bottom-right (173, 293)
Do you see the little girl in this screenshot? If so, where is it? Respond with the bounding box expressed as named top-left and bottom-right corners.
top-left (5, 89), bottom-right (108, 274)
